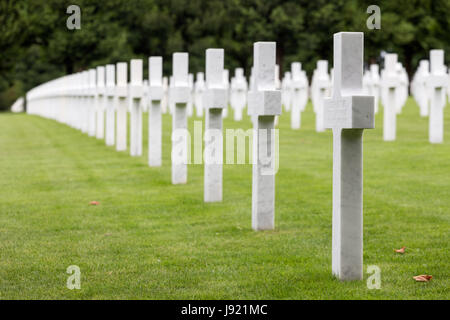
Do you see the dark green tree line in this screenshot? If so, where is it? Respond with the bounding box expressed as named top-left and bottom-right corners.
top-left (1, 0), bottom-right (449, 110)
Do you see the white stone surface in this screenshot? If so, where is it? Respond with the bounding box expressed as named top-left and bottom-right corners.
top-left (247, 42), bottom-right (281, 231)
top-left (96, 66), bottom-right (106, 139)
top-left (290, 62), bottom-right (308, 129)
top-left (10, 97), bottom-right (24, 113)
top-left (230, 68), bottom-right (248, 121)
top-left (162, 76), bottom-right (169, 114)
top-left (369, 64), bottom-right (380, 114)
top-left (313, 60), bottom-right (331, 132)
top-left (395, 62), bottom-right (409, 115)
top-left (115, 62), bottom-right (128, 151)
top-left (80, 71), bottom-right (89, 134)
top-left (87, 69), bottom-right (97, 136)
top-left (187, 73), bottom-right (194, 117)
top-left (427, 49), bottom-right (448, 143)
top-left (204, 48), bottom-right (226, 202)
top-left (281, 71), bottom-right (292, 111)
top-left (105, 64), bottom-right (116, 146)
top-left (130, 59), bottom-right (143, 156)
top-left (194, 72), bottom-right (206, 117)
top-left (381, 53), bottom-right (398, 141)
top-left (222, 69), bottom-right (230, 118)
top-left (324, 32), bottom-right (374, 281)
top-left (148, 56), bottom-right (163, 166)
top-left (171, 52), bottom-right (189, 184)
top-left (412, 60), bottom-right (430, 117)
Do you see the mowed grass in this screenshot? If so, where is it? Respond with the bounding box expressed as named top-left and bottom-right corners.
top-left (0, 97), bottom-right (449, 300)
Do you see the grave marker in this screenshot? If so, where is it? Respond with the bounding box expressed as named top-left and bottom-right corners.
top-left (381, 54), bottom-right (398, 141)
top-left (247, 42), bottom-right (281, 231)
top-left (194, 72), bottom-right (206, 117)
top-left (148, 56), bottom-right (164, 166)
top-left (81, 71), bottom-right (89, 134)
top-left (230, 68), bottom-right (248, 121)
top-left (369, 64), bottom-right (380, 114)
top-left (281, 71), bottom-right (292, 111)
top-left (222, 69), bottom-right (230, 118)
top-left (88, 69), bottom-right (97, 137)
top-left (428, 49), bottom-right (448, 144)
top-left (130, 59), bottom-right (143, 156)
top-left (116, 62), bottom-right (128, 151)
top-left (324, 32), bottom-right (374, 281)
top-left (314, 60), bottom-right (331, 132)
top-left (290, 62), bottom-right (308, 129)
top-left (105, 64), bottom-right (116, 146)
top-left (204, 49), bottom-right (227, 202)
top-left (96, 66), bottom-right (105, 139)
top-left (171, 53), bottom-right (190, 184)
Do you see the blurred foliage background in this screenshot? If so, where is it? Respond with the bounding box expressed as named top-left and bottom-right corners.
top-left (0, 0), bottom-right (449, 110)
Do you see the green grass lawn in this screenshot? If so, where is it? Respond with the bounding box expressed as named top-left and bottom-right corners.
top-left (0, 97), bottom-right (449, 299)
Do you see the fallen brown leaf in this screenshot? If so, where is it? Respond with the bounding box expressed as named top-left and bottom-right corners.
top-left (90, 201), bottom-right (99, 206)
top-left (394, 246), bottom-right (406, 253)
top-left (413, 275), bottom-right (432, 282)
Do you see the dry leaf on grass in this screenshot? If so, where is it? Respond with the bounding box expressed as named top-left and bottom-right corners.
top-left (413, 275), bottom-right (432, 282)
top-left (89, 201), bottom-right (99, 205)
top-left (394, 246), bottom-right (406, 253)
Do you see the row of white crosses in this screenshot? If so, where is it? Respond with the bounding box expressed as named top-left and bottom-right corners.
top-left (382, 50), bottom-right (449, 143)
top-left (411, 60), bottom-right (431, 117)
top-left (289, 62), bottom-right (308, 129)
top-left (311, 60), bottom-right (332, 132)
top-left (230, 68), bottom-right (248, 121)
top-left (11, 96), bottom-right (25, 113)
top-left (24, 33), bottom-right (376, 282)
top-left (281, 61), bottom-right (332, 131)
top-left (381, 53), bottom-right (398, 141)
top-left (363, 64), bottom-right (380, 114)
top-left (380, 54), bottom-right (411, 141)
top-left (427, 50), bottom-right (448, 143)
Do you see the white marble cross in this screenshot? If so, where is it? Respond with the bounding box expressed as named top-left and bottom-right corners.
top-left (314, 60), bottom-right (331, 132)
top-left (187, 73), bottom-right (194, 117)
top-left (290, 62), bottom-right (308, 129)
top-left (171, 52), bottom-right (190, 184)
top-left (222, 69), bottom-right (230, 118)
top-left (204, 48), bottom-right (227, 202)
top-left (427, 49), bottom-right (448, 143)
top-left (148, 56), bottom-right (164, 166)
top-left (105, 64), bottom-right (116, 146)
top-left (381, 53), bottom-right (398, 141)
top-left (81, 71), bottom-right (90, 134)
top-left (324, 32), bottom-right (374, 281)
top-left (281, 71), bottom-right (292, 111)
top-left (96, 66), bottom-right (106, 139)
top-left (162, 76), bottom-right (169, 114)
top-left (247, 42), bottom-right (281, 231)
top-left (416, 60), bottom-right (430, 117)
top-left (194, 72), bottom-right (205, 117)
top-left (395, 63), bottom-right (408, 115)
top-left (87, 69), bottom-right (97, 137)
top-left (115, 62), bottom-right (128, 151)
top-left (129, 59), bottom-right (143, 156)
top-left (369, 64), bottom-right (380, 114)
top-left (230, 68), bottom-right (248, 121)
